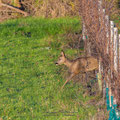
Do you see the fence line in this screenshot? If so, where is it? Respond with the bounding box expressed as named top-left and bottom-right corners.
top-left (81, 0), bottom-right (120, 115)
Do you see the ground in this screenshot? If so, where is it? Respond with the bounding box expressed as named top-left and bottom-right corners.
top-left (0, 17), bottom-right (107, 120)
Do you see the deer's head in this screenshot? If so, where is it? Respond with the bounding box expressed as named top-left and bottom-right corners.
top-left (55, 51), bottom-right (66, 65)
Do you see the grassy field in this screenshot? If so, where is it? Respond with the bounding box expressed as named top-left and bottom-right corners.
top-left (0, 17), bottom-right (102, 120)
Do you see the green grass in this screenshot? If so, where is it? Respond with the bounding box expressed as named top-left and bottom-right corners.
top-left (0, 17), bottom-right (98, 120)
top-left (114, 16), bottom-right (120, 33)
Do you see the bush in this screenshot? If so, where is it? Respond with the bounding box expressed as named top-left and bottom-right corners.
top-left (21, 0), bottom-right (81, 17)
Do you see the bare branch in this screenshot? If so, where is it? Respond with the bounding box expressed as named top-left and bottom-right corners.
top-left (1, 3), bottom-right (28, 16)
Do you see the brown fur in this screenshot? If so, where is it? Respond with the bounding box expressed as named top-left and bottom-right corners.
top-left (55, 51), bottom-right (98, 89)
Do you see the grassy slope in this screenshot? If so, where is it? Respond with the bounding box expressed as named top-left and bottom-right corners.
top-left (0, 17), bottom-right (98, 120)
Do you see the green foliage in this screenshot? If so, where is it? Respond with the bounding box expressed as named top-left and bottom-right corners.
top-left (0, 17), bottom-right (100, 120)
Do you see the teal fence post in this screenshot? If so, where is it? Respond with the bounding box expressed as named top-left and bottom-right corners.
top-left (106, 88), bottom-right (110, 111)
top-left (106, 93), bottom-right (120, 120)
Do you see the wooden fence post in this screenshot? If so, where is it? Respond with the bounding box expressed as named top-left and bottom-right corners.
top-left (113, 27), bottom-right (118, 72)
top-left (97, 0), bottom-right (104, 95)
top-left (110, 21), bottom-right (114, 78)
top-left (82, 22), bottom-right (90, 82)
top-left (82, 23), bottom-right (86, 41)
top-left (82, 22), bottom-right (86, 55)
top-left (119, 34), bottom-right (120, 73)
top-left (105, 15), bottom-right (110, 54)
top-left (98, 59), bottom-right (102, 93)
top-left (109, 21), bottom-right (114, 108)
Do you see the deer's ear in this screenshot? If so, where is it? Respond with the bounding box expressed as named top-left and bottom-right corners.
top-left (61, 50), bottom-right (65, 56)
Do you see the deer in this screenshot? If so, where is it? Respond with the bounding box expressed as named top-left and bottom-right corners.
top-left (55, 51), bottom-right (98, 89)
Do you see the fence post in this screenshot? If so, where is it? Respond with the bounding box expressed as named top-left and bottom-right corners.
top-left (118, 34), bottom-right (120, 74)
top-left (82, 23), bottom-right (87, 55)
top-left (110, 21), bottom-right (114, 78)
top-left (82, 23), bottom-right (86, 41)
top-left (105, 15), bottom-right (110, 54)
top-left (109, 21), bottom-right (114, 108)
top-left (98, 59), bottom-right (102, 93)
top-left (98, 0), bottom-right (102, 14)
top-left (113, 27), bottom-right (118, 72)
top-left (97, 0), bottom-right (104, 96)
top-left (82, 22), bottom-right (91, 56)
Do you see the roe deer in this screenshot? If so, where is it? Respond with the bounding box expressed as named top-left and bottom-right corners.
top-left (55, 51), bottom-right (98, 89)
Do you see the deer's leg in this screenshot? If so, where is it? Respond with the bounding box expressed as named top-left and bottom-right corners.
top-left (61, 73), bottom-right (75, 89)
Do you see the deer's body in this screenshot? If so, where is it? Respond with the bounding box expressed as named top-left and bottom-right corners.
top-left (56, 51), bottom-right (98, 89)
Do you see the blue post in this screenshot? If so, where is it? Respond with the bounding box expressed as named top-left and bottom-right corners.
top-left (107, 95), bottom-right (120, 120)
top-left (106, 88), bottom-right (110, 111)
top-left (97, 73), bottom-right (120, 119)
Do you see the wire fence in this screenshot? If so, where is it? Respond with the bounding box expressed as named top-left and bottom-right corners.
top-left (81, 0), bottom-right (120, 109)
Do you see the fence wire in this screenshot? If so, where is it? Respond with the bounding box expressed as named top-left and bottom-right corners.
top-left (81, 0), bottom-right (120, 106)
